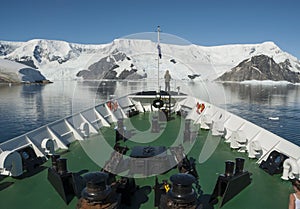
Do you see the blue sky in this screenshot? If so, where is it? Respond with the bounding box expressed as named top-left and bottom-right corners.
top-left (1, 0), bottom-right (300, 58)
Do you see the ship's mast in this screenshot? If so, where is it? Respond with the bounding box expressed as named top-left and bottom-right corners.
top-left (157, 26), bottom-right (160, 92)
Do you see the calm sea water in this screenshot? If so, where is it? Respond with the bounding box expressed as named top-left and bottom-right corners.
top-left (0, 80), bottom-right (299, 146)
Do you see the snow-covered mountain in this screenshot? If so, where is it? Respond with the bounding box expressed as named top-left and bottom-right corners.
top-left (76, 49), bottom-right (146, 80)
top-left (217, 55), bottom-right (300, 83)
top-left (1, 39), bottom-right (299, 82)
top-left (0, 59), bottom-right (47, 83)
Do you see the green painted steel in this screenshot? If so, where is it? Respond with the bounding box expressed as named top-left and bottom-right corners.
top-left (0, 113), bottom-right (292, 209)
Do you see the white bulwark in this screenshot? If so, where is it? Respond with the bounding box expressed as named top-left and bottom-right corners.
top-left (0, 93), bottom-right (299, 181)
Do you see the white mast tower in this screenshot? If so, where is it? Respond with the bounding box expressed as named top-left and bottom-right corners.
top-left (157, 25), bottom-right (161, 92)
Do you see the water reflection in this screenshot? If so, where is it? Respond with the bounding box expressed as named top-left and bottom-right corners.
top-left (222, 83), bottom-right (300, 106)
top-left (79, 81), bottom-right (117, 101)
top-left (0, 82), bottom-right (74, 142)
top-left (96, 81), bottom-right (117, 100)
top-left (221, 83), bottom-right (300, 146)
top-left (21, 84), bottom-right (45, 123)
top-left (0, 81), bottom-right (299, 146)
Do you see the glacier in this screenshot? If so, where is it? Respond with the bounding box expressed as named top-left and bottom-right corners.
top-left (0, 38), bottom-right (299, 82)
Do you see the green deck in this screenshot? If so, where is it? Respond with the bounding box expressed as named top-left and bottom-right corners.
top-left (0, 113), bottom-right (292, 209)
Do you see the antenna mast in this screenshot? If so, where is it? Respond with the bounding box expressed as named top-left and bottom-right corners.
top-left (157, 26), bottom-right (160, 92)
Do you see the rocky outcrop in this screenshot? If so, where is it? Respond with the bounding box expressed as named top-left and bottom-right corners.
top-left (0, 43), bottom-right (19, 56)
top-left (1, 39), bottom-right (100, 70)
top-left (0, 59), bottom-right (49, 83)
top-left (76, 50), bottom-right (146, 80)
top-left (217, 55), bottom-right (300, 83)
top-left (12, 56), bottom-right (38, 69)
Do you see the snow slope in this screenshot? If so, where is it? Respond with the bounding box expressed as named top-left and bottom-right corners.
top-left (1, 39), bottom-right (299, 81)
top-left (0, 59), bottom-right (46, 83)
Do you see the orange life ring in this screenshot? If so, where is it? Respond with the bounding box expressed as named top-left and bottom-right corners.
top-left (196, 102), bottom-right (205, 114)
top-left (107, 101), bottom-right (113, 110)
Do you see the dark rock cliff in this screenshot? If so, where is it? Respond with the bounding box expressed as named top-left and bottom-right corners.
top-left (217, 55), bottom-right (300, 83)
top-left (76, 50), bottom-right (146, 80)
